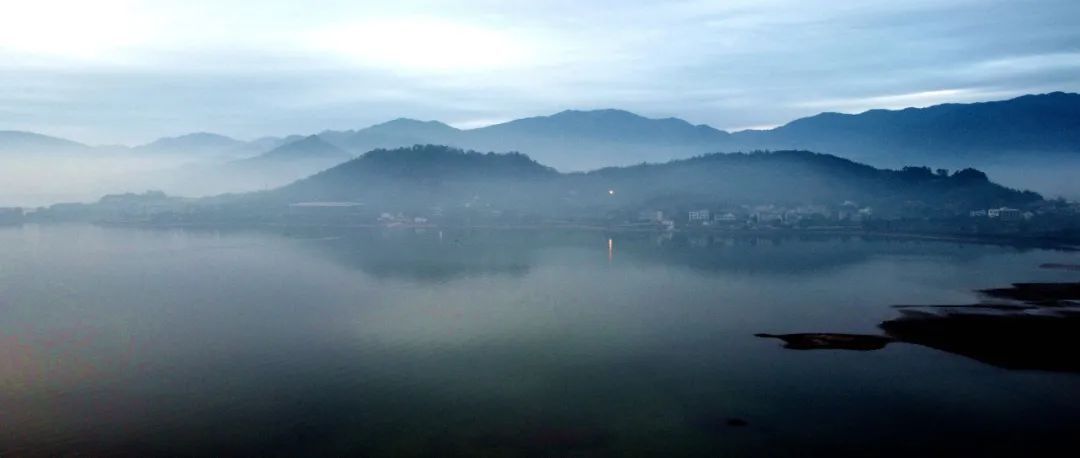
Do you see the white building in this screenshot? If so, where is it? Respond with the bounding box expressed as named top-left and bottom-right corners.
top-left (688, 209), bottom-right (711, 223)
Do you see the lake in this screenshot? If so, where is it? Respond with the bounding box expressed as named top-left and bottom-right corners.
top-left (2, 224), bottom-right (1079, 456)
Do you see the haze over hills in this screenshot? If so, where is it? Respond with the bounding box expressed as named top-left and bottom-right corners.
top-left (5, 92), bottom-right (1077, 165)
top-left (241, 135), bottom-right (351, 163)
top-left (261, 145), bottom-right (557, 212)
top-left (307, 92), bottom-right (1080, 197)
top-left (465, 109), bottom-right (732, 169)
top-left (242, 145), bottom-right (1039, 219)
top-left (308, 110), bottom-right (733, 172)
top-left (324, 118), bottom-right (463, 152)
top-left (731, 92), bottom-right (1080, 163)
top-left (301, 92), bottom-right (1080, 196)
top-left (221, 135), bottom-right (356, 188)
top-left (303, 93), bottom-right (1080, 172)
top-left (0, 131), bottom-right (92, 154)
top-left (27, 145), bottom-right (1073, 243)
top-left (2, 91), bottom-right (1079, 205)
top-left (129, 132), bottom-right (295, 159)
top-left (0, 130), bottom-right (272, 158)
top-left (134, 132), bottom-right (243, 154)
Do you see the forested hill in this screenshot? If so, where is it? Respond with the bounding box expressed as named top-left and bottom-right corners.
top-left (245, 145), bottom-right (1039, 216)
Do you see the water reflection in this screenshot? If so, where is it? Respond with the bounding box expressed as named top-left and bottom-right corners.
top-left (257, 226), bottom-right (1069, 282)
top-left (288, 228), bottom-right (547, 282)
top-left (2, 224), bottom-right (1080, 456)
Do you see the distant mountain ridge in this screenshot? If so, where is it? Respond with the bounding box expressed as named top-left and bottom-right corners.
top-left (302, 109), bottom-right (737, 171)
top-left (306, 92), bottom-right (1080, 173)
top-left (731, 91), bottom-right (1080, 164)
top-left (6, 92), bottom-right (1078, 166)
top-left (242, 135), bottom-right (350, 162)
top-left (323, 118), bottom-right (462, 155)
top-left (0, 130), bottom-right (90, 154)
top-left (136, 132), bottom-right (241, 150)
top-left (472, 109), bottom-right (729, 144)
top-left (131, 132), bottom-right (255, 158)
top-left (4, 91), bottom-right (1079, 197)
top-left (181, 135), bottom-right (359, 193)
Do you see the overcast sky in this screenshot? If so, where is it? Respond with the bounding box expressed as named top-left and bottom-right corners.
top-left (2, 0), bottom-right (1078, 145)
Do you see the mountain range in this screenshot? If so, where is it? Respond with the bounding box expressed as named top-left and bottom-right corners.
top-left (317, 92), bottom-right (1080, 174)
top-left (4, 92), bottom-right (1076, 163)
top-left (0, 130), bottom-right (88, 154)
top-left (731, 92), bottom-right (1080, 165)
top-left (236, 135), bottom-right (350, 164)
top-left (132, 132), bottom-right (247, 156)
top-left (2, 91), bottom-right (1078, 200)
top-left (219, 135), bottom-right (355, 188)
top-left (237, 145), bottom-right (1038, 219)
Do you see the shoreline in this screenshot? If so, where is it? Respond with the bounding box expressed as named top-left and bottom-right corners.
top-left (13, 219), bottom-right (1080, 250)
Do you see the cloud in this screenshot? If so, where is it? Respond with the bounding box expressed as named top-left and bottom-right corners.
top-left (792, 88), bottom-right (1022, 113)
top-left (303, 17), bottom-right (554, 74)
top-left (0, 0), bottom-right (158, 62)
top-left (974, 52), bottom-right (1080, 76)
top-left (1, 0), bottom-right (1079, 143)
top-left (448, 118), bottom-right (509, 129)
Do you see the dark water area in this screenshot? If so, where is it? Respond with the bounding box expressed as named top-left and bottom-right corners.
top-left (2, 224), bottom-right (1080, 456)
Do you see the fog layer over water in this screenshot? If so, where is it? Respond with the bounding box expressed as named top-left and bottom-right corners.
top-left (0, 154), bottom-right (180, 207)
top-left (1, 225), bottom-right (1079, 456)
top-left (0, 152), bottom-right (322, 207)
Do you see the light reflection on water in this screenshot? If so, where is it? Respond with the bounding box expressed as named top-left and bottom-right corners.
top-left (1, 224), bottom-right (1079, 456)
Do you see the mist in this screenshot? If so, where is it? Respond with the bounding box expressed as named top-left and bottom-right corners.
top-left (0, 146), bottom-right (355, 207)
top-left (4, 1), bottom-right (1080, 456)
top-left (0, 152), bottom-right (187, 207)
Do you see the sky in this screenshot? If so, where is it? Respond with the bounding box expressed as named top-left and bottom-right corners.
top-left (1, 0), bottom-right (1079, 145)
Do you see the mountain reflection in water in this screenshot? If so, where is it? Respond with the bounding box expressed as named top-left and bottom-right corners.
top-left (2, 225), bottom-right (1080, 456)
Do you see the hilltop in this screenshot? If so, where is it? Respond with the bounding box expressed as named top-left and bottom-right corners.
top-left (245, 145), bottom-right (1039, 218)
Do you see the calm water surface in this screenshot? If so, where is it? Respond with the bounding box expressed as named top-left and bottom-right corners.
top-left (1, 224), bottom-right (1079, 456)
